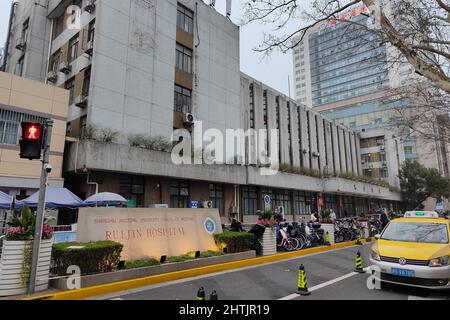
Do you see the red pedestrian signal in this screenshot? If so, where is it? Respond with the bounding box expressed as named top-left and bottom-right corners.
top-left (24, 123), bottom-right (42, 141)
top-left (20, 122), bottom-right (44, 160)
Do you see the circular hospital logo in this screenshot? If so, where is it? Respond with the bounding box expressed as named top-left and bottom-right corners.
top-left (204, 217), bottom-right (216, 234)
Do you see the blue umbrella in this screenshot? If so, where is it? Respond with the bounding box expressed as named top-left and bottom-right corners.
top-left (84, 192), bottom-right (127, 207)
top-left (19, 188), bottom-right (86, 209)
top-left (0, 191), bottom-right (13, 209)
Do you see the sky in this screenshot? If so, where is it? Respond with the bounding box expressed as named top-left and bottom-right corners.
top-left (0, 0), bottom-right (295, 96)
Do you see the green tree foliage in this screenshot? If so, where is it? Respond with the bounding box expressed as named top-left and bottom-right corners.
top-left (399, 160), bottom-right (450, 207)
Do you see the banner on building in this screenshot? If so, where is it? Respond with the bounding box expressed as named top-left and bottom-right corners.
top-left (76, 208), bottom-right (223, 261)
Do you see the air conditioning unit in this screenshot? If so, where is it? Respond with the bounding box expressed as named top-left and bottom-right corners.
top-left (202, 201), bottom-right (213, 209)
top-left (184, 113), bottom-right (195, 126)
top-left (302, 149), bottom-right (308, 154)
top-left (15, 38), bottom-right (26, 51)
top-left (382, 161), bottom-right (388, 167)
top-left (58, 61), bottom-right (71, 74)
top-left (380, 146), bottom-right (385, 151)
top-left (84, 40), bottom-right (94, 55)
top-left (74, 95), bottom-right (88, 108)
top-left (312, 151), bottom-right (320, 158)
top-left (84, 0), bottom-right (96, 13)
top-left (46, 71), bottom-right (58, 83)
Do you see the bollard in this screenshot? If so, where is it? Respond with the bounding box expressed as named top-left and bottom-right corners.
top-left (355, 233), bottom-right (363, 245)
top-left (324, 232), bottom-right (331, 246)
top-left (296, 265), bottom-right (311, 296)
top-left (196, 287), bottom-right (206, 300)
top-left (354, 251), bottom-right (366, 274)
top-left (210, 291), bottom-right (218, 300)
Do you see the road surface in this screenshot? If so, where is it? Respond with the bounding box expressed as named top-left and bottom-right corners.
top-left (92, 244), bottom-right (450, 300)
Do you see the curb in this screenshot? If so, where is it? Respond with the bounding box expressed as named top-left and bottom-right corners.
top-left (22, 239), bottom-right (372, 300)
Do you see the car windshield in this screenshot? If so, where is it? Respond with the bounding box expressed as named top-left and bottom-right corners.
top-left (381, 222), bottom-right (449, 244)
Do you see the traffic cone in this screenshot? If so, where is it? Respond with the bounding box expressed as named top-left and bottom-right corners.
top-left (354, 251), bottom-right (366, 274)
top-left (324, 232), bottom-right (331, 246)
top-left (296, 265), bottom-right (311, 296)
top-left (196, 287), bottom-right (206, 300)
top-left (210, 291), bottom-right (218, 300)
top-left (355, 234), bottom-right (363, 245)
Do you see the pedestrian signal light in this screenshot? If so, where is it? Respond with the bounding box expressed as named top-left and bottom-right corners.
top-left (19, 122), bottom-right (44, 160)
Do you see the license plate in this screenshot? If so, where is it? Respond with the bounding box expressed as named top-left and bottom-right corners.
top-left (391, 268), bottom-right (415, 277)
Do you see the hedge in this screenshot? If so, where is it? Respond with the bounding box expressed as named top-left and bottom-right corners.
top-left (214, 232), bottom-right (254, 253)
top-left (124, 258), bottom-right (160, 270)
top-left (51, 241), bottom-right (123, 276)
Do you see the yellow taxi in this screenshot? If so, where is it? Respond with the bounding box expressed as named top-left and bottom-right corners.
top-left (370, 211), bottom-right (450, 289)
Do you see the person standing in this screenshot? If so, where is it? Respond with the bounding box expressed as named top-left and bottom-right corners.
top-left (330, 209), bottom-right (337, 222)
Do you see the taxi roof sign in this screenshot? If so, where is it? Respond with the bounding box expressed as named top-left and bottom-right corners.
top-left (404, 211), bottom-right (439, 218)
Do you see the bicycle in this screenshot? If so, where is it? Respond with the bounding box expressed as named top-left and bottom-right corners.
top-left (277, 223), bottom-right (300, 251)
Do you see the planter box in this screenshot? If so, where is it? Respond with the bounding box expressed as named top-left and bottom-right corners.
top-left (261, 228), bottom-right (276, 256)
top-left (0, 239), bottom-right (52, 297)
top-left (50, 251), bottom-right (256, 291)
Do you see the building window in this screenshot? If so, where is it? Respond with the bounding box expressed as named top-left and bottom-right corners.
top-left (50, 51), bottom-right (61, 72)
top-left (243, 187), bottom-right (258, 215)
top-left (404, 146), bottom-right (414, 154)
top-left (364, 169), bottom-right (373, 177)
top-left (82, 67), bottom-right (91, 97)
top-left (177, 4), bottom-right (194, 34)
top-left (21, 18), bottom-right (30, 44)
top-left (15, 56), bottom-right (24, 76)
top-left (65, 77), bottom-right (75, 104)
top-left (119, 176), bottom-right (145, 208)
top-left (87, 19), bottom-right (96, 43)
top-left (210, 184), bottom-right (224, 216)
top-left (175, 43), bottom-right (192, 74)
top-left (174, 85), bottom-right (192, 113)
top-left (295, 191), bottom-right (317, 215)
top-left (80, 115), bottom-right (87, 138)
top-left (273, 189), bottom-right (292, 215)
top-left (54, 14), bottom-right (65, 39)
top-left (68, 34), bottom-right (79, 63)
top-left (249, 85), bottom-right (255, 129)
top-left (0, 109), bottom-right (46, 145)
top-left (170, 181), bottom-right (190, 208)
top-left (362, 153), bottom-right (371, 163)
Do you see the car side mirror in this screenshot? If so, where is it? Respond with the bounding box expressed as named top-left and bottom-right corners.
top-left (374, 234), bottom-right (381, 240)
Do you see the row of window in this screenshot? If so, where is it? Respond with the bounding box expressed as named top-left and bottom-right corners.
top-left (0, 109), bottom-right (46, 145)
top-left (50, 19), bottom-right (95, 73)
top-left (119, 180), bottom-right (225, 215)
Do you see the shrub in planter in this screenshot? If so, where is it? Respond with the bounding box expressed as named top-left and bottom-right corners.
top-left (167, 255), bottom-right (195, 263)
top-left (214, 232), bottom-right (254, 254)
top-left (51, 241), bottom-right (123, 276)
top-left (124, 258), bottom-right (160, 270)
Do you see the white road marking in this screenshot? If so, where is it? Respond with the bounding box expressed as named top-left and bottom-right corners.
top-left (91, 245), bottom-right (363, 300)
top-left (110, 298), bottom-right (124, 300)
top-left (279, 268), bottom-right (370, 300)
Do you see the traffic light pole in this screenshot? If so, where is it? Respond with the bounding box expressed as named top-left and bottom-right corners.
top-left (28, 119), bottom-right (53, 295)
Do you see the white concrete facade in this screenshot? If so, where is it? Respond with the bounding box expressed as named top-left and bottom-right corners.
top-left (240, 73), bottom-right (361, 177)
top-left (5, 0), bottom-right (241, 142)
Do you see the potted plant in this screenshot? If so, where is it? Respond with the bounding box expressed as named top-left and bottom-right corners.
top-left (0, 207), bottom-right (54, 297)
top-left (256, 210), bottom-right (277, 256)
top-left (357, 211), bottom-right (369, 221)
top-left (320, 208), bottom-right (333, 224)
